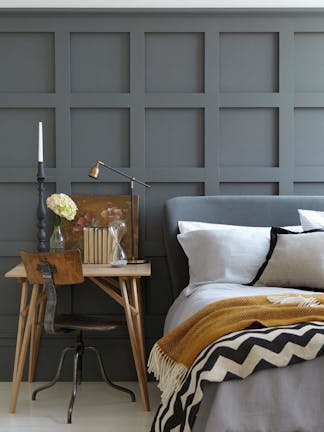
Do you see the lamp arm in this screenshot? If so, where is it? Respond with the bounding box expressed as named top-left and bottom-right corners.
top-left (97, 161), bottom-right (150, 188)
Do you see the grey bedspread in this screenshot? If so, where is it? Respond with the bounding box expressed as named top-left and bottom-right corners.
top-left (193, 356), bottom-right (324, 432)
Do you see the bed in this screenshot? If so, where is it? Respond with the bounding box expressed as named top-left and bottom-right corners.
top-left (150, 195), bottom-right (324, 432)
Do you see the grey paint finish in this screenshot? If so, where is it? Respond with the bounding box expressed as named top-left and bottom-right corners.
top-left (220, 32), bottom-right (279, 93)
top-left (70, 32), bottom-right (130, 93)
top-left (0, 32), bottom-right (54, 93)
top-left (0, 109), bottom-right (55, 168)
top-left (71, 108), bottom-right (130, 167)
top-left (1, 10), bottom-right (324, 380)
top-left (145, 32), bottom-right (204, 93)
top-left (295, 108), bottom-right (324, 166)
top-left (295, 33), bottom-right (324, 92)
top-left (145, 108), bottom-right (204, 168)
top-left (220, 108), bottom-right (279, 167)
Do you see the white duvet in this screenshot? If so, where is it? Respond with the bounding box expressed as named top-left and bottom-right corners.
top-left (164, 283), bottom-right (319, 334)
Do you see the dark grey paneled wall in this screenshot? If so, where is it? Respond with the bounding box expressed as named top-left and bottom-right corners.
top-left (1, 9), bottom-right (324, 380)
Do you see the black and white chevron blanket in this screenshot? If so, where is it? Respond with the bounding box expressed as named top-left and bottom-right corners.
top-left (150, 321), bottom-right (324, 432)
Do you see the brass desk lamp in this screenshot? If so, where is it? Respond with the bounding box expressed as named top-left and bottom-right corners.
top-left (88, 161), bottom-right (150, 264)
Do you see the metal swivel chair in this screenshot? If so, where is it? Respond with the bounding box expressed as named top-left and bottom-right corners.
top-left (20, 249), bottom-right (135, 424)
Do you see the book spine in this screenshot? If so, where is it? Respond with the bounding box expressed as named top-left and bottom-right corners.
top-left (88, 227), bottom-right (95, 264)
top-left (102, 227), bottom-right (108, 264)
top-left (98, 228), bottom-right (103, 264)
top-left (94, 228), bottom-right (98, 264)
top-left (83, 227), bottom-right (89, 264)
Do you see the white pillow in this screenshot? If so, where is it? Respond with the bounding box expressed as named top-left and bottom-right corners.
top-left (177, 228), bottom-right (270, 295)
top-left (253, 228), bottom-right (324, 290)
top-left (298, 209), bottom-right (324, 230)
top-left (178, 220), bottom-right (302, 234)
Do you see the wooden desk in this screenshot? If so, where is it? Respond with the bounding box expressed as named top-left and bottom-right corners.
top-left (5, 262), bottom-right (151, 413)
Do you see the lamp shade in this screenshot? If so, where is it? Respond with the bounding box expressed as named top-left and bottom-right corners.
top-left (88, 162), bottom-right (100, 179)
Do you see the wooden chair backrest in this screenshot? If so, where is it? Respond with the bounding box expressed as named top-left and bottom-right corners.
top-left (20, 249), bottom-right (84, 285)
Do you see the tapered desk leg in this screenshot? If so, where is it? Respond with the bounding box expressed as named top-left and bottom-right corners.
top-left (28, 295), bottom-right (37, 383)
top-left (28, 287), bottom-right (46, 382)
top-left (13, 280), bottom-right (29, 380)
top-left (126, 277), bottom-right (147, 388)
top-left (9, 284), bottom-right (39, 413)
top-left (131, 279), bottom-right (148, 393)
top-left (119, 277), bottom-right (150, 411)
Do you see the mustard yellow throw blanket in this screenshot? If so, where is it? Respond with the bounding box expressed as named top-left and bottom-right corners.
top-left (148, 294), bottom-right (324, 402)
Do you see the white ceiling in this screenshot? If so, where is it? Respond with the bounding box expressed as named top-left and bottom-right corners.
top-left (0, 0), bottom-right (324, 8)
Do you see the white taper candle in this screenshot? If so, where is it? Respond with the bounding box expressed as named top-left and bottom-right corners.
top-left (38, 121), bottom-right (43, 162)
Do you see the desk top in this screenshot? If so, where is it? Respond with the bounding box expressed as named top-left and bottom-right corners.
top-left (5, 262), bottom-right (151, 279)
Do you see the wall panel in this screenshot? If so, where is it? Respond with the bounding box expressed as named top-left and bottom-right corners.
top-left (0, 32), bottom-right (54, 93)
top-left (71, 108), bottom-right (130, 167)
top-left (145, 32), bottom-right (204, 93)
top-left (295, 108), bottom-right (324, 166)
top-left (220, 108), bottom-right (279, 167)
top-left (1, 10), bottom-right (324, 380)
top-left (0, 109), bottom-right (55, 168)
top-left (145, 108), bottom-right (204, 167)
top-left (295, 32), bottom-right (324, 92)
top-left (70, 32), bottom-right (130, 93)
top-left (220, 32), bottom-right (279, 93)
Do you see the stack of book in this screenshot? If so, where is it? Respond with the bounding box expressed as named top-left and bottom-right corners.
top-left (83, 227), bottom-right (112, 264)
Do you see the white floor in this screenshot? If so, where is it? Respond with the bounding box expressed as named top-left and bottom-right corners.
top-left (0, 381), bottom-right (161, 432)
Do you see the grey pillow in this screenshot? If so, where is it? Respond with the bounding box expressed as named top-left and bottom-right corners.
top-left (252, 227), bottom-right (324, 290)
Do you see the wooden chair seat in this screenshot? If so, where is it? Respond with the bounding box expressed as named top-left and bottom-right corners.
top-left (55, 314), bottom-right (126, 332)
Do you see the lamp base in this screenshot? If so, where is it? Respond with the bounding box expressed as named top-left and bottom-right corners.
top-left (127, 258), bottom-right (148, 265)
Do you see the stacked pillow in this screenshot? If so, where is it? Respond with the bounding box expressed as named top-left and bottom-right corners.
top-left (298, 209), bottom-right (324, 230)
top-left (252, 209), bottom-right (324, 290)
top-left (251, 227), bottom-right (324, 290)
top-left (177, 209), bottom-right (324, 294)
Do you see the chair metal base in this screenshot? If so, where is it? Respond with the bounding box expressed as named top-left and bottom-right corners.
top-left (32, 332), bottom-right (136, 424)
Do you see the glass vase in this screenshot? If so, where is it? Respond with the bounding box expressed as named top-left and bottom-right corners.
top-left (108, 220), bottom-right (127, 266)
top-left (49, 224), bottom-right (65, 253)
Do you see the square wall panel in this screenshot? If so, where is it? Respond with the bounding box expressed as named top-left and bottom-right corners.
top-left (145, 33), bottom-right (204, 93)
top-left (220, 33), bottom-right (278, 93)
top-left (0, 109), bottom-right (55, 168)
top-left (220, 182), bottom-right (278, 195)
top-left (145, 182), bottom-right (204, 242)
top-left (0, 33), bottom-right (54, 93)
top-left (294, 182), bottom-right (324, 195)
top-left (295, 33), bottom-right (324, 92)
top-left (70, 33), bottom-right (130, 93)
top-left (220, 108), bottom-right (278, 167)
top-left (295, 109), bottom-right (324, 167)
top-left (145, 108), bottom-right (204, 168)
top-left (71, 109), bottom-right (130, 168)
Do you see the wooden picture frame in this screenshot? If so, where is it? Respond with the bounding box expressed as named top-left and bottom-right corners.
top-left (61, 195), bottom-right (139, 259)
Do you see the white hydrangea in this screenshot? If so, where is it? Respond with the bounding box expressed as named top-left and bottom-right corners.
top-left (46, 193), bottom-right (77, 221)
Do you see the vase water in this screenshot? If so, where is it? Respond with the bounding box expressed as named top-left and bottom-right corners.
top-left (49, 216), bottom-right (65, 252)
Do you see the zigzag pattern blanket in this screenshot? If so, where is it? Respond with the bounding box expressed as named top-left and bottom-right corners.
top-left (149, 295), bottom-right (324, 432)
top-left (150, 321), bottom-right (324, 432)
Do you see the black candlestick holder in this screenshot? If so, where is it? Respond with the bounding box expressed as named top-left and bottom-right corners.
top-left (37, 161), bottom-right (47, 252)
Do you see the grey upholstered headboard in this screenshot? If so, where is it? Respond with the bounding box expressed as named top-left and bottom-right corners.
top-left (163, 195), bottom-right (324, 300)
